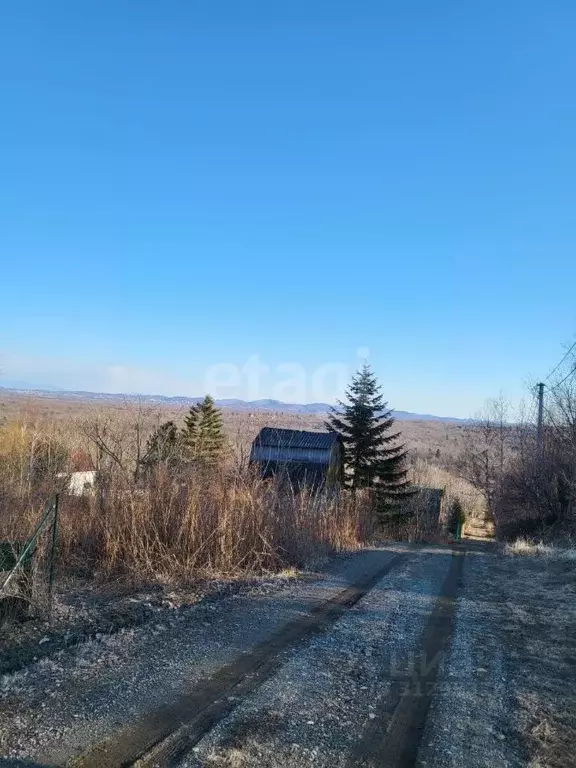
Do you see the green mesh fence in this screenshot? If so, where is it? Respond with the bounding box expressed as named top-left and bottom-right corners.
top-left (0, 495), bottom-right (59, 621)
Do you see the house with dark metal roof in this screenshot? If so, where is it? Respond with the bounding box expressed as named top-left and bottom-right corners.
top-left (249, 428), bottom-right (343, 488)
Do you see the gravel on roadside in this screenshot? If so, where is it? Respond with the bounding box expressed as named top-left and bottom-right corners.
top-left (0, 574), bottom-right (303, 677)
top-left (0, 547), bottom-right (406, 766)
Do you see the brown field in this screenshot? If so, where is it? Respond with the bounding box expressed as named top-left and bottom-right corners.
top-left (0, 390), bottom-right (467, 466)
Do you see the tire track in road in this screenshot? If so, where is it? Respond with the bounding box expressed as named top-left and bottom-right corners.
top-left (68, 552), bottom-right (409, 768)
top-left (350, 549), bottom-right (465, 768)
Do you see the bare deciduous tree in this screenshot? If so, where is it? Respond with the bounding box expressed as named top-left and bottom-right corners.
top-left (458, 395), bottom-right (513, 522)
top-left (463, 364), bottom-right (576, 538)
top-left (78, 399), bottom-right (162, 485)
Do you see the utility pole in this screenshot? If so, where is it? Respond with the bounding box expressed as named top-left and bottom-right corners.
top-left (536, 382), bottom-right (545, 458)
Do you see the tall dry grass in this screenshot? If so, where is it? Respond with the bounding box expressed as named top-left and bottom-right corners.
top-left (0, 415), bottom-right (69, 544)
top-left (55, 466), bottom-right (373, 582)
top-left (0, 412), bottom-right (373, 585)
top-left (1, 407), bottom-right (483, 588)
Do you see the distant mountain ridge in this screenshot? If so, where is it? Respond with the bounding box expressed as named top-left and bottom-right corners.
top-left (0, 385), bottom-right (469, 423)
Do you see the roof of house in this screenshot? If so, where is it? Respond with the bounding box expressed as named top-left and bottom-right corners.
top-left (252, 427), bottom-right (340, 451)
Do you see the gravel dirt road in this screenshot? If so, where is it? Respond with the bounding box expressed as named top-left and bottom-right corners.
top-left (1, 542), bottom-right (574, 768)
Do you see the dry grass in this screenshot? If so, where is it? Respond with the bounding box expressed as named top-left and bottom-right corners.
top-left (1, 468), bottom-right (372, 586)
top-left (0, 402), bottom-right (472, 591)
top-left (59, 469), bottom-right (372, 581)
top-left (0, 410), bottom-right (373, 588)
top-left (505, 537), bottom-right (576, 561)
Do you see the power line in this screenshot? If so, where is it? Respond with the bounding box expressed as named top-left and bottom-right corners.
top-left (544, 338), bottom-right (576, 381)
top-left (549, 364), bottom-right (576, 391)
top-left (536, 382), bottom-right (545, 455)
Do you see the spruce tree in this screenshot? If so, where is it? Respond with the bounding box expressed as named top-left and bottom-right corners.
top-left (326, 364), bottom-right (410, 501)
top-left (141, 420), bottom-right (179, 471)
top-left (181, 395), bottom-right (226, 465)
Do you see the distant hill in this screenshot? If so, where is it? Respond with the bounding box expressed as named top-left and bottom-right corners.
top-left (0, 379), bottom-right (64, 392)
top-left (0, 386), bottom-right (469, 423)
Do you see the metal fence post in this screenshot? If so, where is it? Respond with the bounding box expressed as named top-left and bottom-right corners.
top-left (48, 494), bottom-right (59, 609)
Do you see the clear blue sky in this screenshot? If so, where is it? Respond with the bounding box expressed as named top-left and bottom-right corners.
top-left (1, 1), bottom-right (575, 417)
